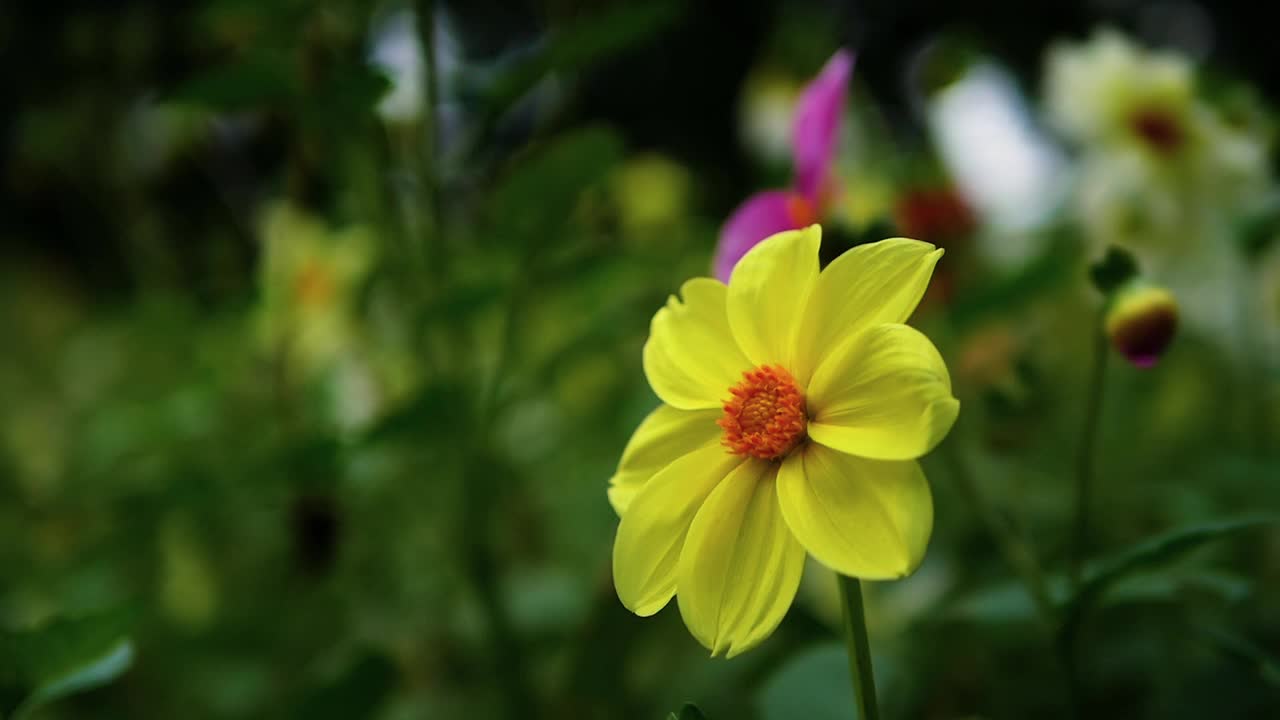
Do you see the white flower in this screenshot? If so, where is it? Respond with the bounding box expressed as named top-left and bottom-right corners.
top-left (369, 10), bottom-right (424, 123)
top-left (1047, 29), bottom-right (1195, 153)
top-left (1045, 29), bottom-right (1271, 250)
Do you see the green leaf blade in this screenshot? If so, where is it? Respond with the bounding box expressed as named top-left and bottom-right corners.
top-left (0, 609), bottom-right (135, 719)
top-left (1061, 517), bottom-right (1276, 643)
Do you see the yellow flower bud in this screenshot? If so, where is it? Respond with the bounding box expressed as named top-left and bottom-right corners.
top-left (1104, 283), bottom-right (1179, 367)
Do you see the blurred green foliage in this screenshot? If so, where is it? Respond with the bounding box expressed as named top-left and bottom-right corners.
top-left (2, 1), bottom-right (1280, 719)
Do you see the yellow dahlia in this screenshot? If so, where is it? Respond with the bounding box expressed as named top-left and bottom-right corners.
top-left (608, 225), bottom-right (959, 657)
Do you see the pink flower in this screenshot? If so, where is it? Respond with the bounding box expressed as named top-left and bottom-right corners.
top-left (714, 50), bottom-right (855, 281)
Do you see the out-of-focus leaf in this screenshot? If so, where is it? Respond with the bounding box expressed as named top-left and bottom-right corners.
top-left (504, 567), bottom-right (588, 637)
top-left (758, 642), bottom-right (852, 720)
top-left (173, 49), bottom-right (387, 122)
top-left (948, 232), bottom-right (1077, 330)
top-left (1101, 569), bottom-right (1254, 607)
top-left (197, 0), bottom-right (310, 47)
top-left (421, 277), bottom-right (509, 327)
top-left (485, 2), bottom-right (683, 117)
top-left (301, 64), bottom-right (392, 132)
top-left (1234, 191), bottom-right (1280, 258)
top-left (910, 33), bottom-right (983, 96)
top-left (1088, 246), bottom-right (1139, 295)
top-left (170, 51), bottom-right (298, 110)
top-left (290, 653), bottom-right (398, 720)
top-left (939, 576), bottom-right (1069, 626)
top-left (359, 382), bottom-right (471, 446)
top-left (273, 435), bottom-right (344, 492)
top-left (668, 703), bottom-right (708, 720)
top-left (1060, 518), bottom-right (1276, 644)
top-left (486, 127), bottom-right (624, 246)
top-left (0, 609), bottom-right (135, 719)
top-left (1199, 624), bottom-right (1280, 688)
top-left (944, 569), bottom-right (1251, 628)
top-left (331, 65), bottom-right (391, 114)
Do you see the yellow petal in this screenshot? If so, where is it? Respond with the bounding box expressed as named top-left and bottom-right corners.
top-left (643, 278), bottom-right (753, 409)
top-left (613, 444), bottom-right (744, 616)
top-left (776, 444), bottom-right (932, 580)
top-left (608, 405), bottom-right (724, 516)
top-left (676, 461), bottom-right (805, 657)
top-left (726, 225), bottom-right (822, 368)
top-left (807, 323), bottom-right (959, 461)
top-left (794, 238), bottom-right (943, 383)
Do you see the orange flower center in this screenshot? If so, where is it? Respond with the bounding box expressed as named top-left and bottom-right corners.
top-left (294, 259), bottom-right (336, 307)
top-left (785, 194), bottom-right (818, 227)
top-left (718, 365), bottom-right (807, 460)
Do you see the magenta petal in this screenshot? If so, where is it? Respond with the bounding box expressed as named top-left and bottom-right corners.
top-left (791, 49), bottom-right (854, 202)
top-left (714, 191), bottom-right (802, 282)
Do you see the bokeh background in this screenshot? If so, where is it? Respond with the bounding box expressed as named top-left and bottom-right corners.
top-left (3, 1), bottom-right (1279, 718)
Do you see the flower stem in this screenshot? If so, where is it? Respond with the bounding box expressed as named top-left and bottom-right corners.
top-left (1070, 318), bottom-right (1108, 586)
top-left (414, 0), bottom-right (441, 246)
top-left (837, 575), bottom-right (880, 720)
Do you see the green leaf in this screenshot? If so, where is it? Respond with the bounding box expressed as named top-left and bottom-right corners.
top-left (948, 231), bottom-right (1077, 330)
top-left (0, 609), bottom-right (135, 719)
top-left (1199, 624), bottom-right (1280, 688)
top-left (485, 2), bottom-right (682, 118)
top-left (942, 569), bottom-right (1251, 628)
top-left (940, 576), bottom-right (1069, 626)
top-left (300, 63), bottom-right (392, 132)
top-left (359, 382), bottom-right (471, 447)
top-left (668, 703), bottom-right (708, 720)
top-left (912, 33), bottom-right (983, 96)
top-left (504, 567), bottom-right (588, 637)
top-left (1233, 191), bottom-right (1280, 258)
top-left (1088, 245), bottom-right (1139, 296)
top-left (1100, 568), bottom-right (1254, 607)
top-left (291, 653), bottom-right (398, 720)
top-left (758, 643), bottom-right (853, 720)
top-left (486, 126), bottom-right (624, 247)
top-left (1059, 518), bottom-right (1276, 644)
top-left (170, 50), bottom-right (299, 110)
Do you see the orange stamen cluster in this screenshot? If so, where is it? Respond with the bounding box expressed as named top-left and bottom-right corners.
top-left (784, 193), bottom-right (818, 227)
top-left (718, 365), bottom-right (807, 460)
top-left (294, 259), bottom-right (336, 307)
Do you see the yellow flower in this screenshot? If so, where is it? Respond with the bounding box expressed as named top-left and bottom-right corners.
top-left (1104, 282), bottom-right (1179, 368)
top-left (257, 201), bottom-right (372, 376)
top-left (611, 153), bottom-right (693, 235)
top-left (608, 225), bottom-right (959, 657)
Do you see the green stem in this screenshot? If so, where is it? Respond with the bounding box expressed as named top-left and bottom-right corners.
top-left (1070, 319), bottom-right (1109, 586)
top-left (1056, 634), bottom-right (1085, 718)
top-left (414, 0), bottom-right (441, 246)
top-left (837, 575), bottom-right (880, 720)
top-left (1239, 263), bottom-right (1271, 455)
top-left (461, 252), bottom-right (534, 719)
top-left (941, 438), bottom-right (1056, 624)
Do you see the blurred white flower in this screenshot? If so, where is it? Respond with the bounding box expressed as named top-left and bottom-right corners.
top-left (1047, 29), bottom-right (1196, 151)
top-left (927, 62), bottom-right (1068, 265)
top-left (1045, 29), bottom-right (1271, 251)
top-left (738, 69), bottom-right (802, 166)
top-left (368, 8), bottom-right (461, 126)
top-left (369, 10), bottom-right (423, 123)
